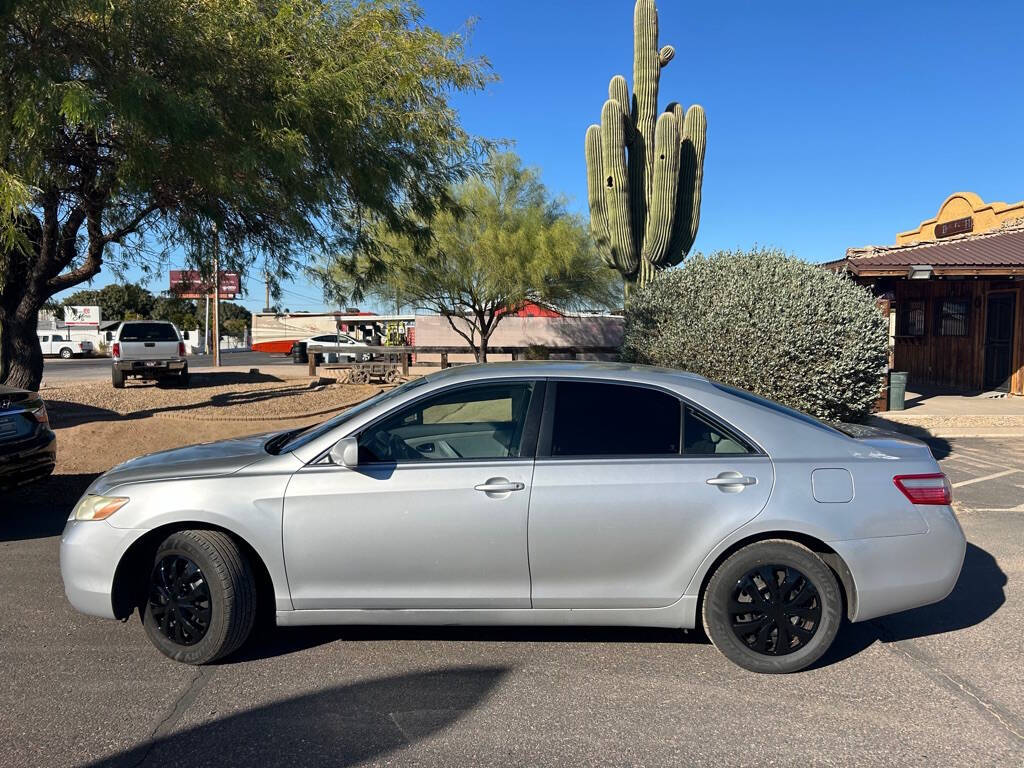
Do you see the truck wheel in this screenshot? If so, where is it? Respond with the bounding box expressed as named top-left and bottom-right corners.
top-left (178, 365), bottom-right (190, 388)
top-left (143, 529), bottom-right (257, 665)
top-left (59, 347), bottom-right (73, 359)
top-left (111, 368), bottom-right (125, 389)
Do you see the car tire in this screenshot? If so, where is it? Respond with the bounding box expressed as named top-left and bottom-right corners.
top-left (702, 539), bottom-right (841, 674)
top-left (177, 365), bottom-right (190, 388)
top-left (59, 347), bottom-right (73, 359)
top-left (111, 368), bottom-right (125, 389)
top-left (143, 529), bottom-right (257, 665)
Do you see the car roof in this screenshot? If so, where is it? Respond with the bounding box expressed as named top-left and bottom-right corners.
top-left (421, 360), bottom-right (712, 389)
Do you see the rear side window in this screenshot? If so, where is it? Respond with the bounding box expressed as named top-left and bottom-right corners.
top-left (119, 323), bottom-right (178, 342)
top-left (549, 381), bottom-right (681, 456)
top-left (683, 406), bottom-right (752, 455)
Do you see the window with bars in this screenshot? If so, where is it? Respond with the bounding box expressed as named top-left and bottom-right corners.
top-left (897, 300), bottom-right (926, 337)
top-left (936, 299), bottom-right (969, 337)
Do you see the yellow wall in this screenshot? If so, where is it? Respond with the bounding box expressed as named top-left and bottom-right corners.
top-left (896, 192), bottom-right (1024, 244)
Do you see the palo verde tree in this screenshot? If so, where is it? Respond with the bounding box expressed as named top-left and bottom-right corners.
top-left (0, 0), bottom-right (491, 389)
top-left (326, 152), bottom-right (621, 362)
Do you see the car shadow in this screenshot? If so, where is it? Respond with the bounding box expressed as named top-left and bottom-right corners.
top-left (231, 624), bottom-right (702, 664)
top-left (811, 541), bottom-right (1005, 669)
top-left (82, 666), bottom-right (509, 768)
top-left (0, 472), bottom-right (99, 541)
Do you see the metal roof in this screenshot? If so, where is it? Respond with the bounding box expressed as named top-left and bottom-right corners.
top-left (833, 221), bottom-right (1024, 275)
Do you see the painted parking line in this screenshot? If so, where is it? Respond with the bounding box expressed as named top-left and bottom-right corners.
top-left (950, 468), bottom-right (1020, 488)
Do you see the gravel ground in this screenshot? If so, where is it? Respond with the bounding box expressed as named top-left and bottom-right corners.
top-left (41, 372), bottom-right (380, 421)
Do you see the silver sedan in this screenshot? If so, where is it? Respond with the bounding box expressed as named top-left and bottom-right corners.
top-left (60, 362), bottom-right (966, 673)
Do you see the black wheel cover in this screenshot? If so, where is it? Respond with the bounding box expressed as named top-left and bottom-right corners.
top-left (148, 554), bottom-right (212, 646)
top-left (729, 564), bottom-right (822, 656)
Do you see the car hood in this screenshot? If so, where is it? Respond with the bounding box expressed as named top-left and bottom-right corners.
top-left (89, 431), bottom-right (278, 493)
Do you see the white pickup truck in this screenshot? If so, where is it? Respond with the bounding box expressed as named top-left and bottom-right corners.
top-left (111, 321), bottom-right (189, 389)
top-left (37, 332), bottom-right (93, 359)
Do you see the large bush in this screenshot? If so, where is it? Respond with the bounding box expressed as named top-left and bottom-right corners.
top-left (621, 248), bottom-right (888, 422)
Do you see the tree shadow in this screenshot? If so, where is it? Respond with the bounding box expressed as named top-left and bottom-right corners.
top-left (811, 541), bottom-right (1005, 669)
top-left (83, 666), bottom-right (509, 768)
top-left (0, 472), bottom-right (98, 541)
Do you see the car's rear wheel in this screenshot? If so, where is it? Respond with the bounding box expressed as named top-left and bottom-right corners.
top-left (177, 365), bottom-right (190, 388)
top-left (111, 367), bottom-right (125, 389)
top-left (702, 539), bottom-right (841, 674)
top-left (143, 529), bottom-right (256, 665)
top-left (59, 347), bottom-right (73, 359)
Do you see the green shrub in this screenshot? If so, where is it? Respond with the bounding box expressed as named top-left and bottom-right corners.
top-left (621, 248), bottom-right (888, 422)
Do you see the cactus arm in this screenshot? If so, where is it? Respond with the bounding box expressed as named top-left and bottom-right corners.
top-left (600, 98), bottom-right (637, 277)
top-left (608, 75), bottom-right (634, 144)
top-left (585, 124), bottom-right (615, 268)
top-left (642, 111), bottom-right (681, 267)
top-left (678, 104), bottom-right (707, 257)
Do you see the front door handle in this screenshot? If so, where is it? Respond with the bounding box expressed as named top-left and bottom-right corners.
top-left (474, 480), bottom-right (525, 493)
top-left (706, 471), bottom-right (757, 492)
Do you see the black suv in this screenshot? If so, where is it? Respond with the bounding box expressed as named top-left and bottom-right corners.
top-left (0, 386), bottom-right (56, 489)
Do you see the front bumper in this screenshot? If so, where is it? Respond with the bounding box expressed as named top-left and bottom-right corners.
top-left (0, 429), bottom-right (56, 487)
top-left (60, 519), bottom-right (145, 619)
top-left (836, 505), bottom-right (967, 622)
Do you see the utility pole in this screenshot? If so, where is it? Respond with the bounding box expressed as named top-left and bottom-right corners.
top-left (211, 223), bottom-right (220, 367)
top-left (203, 294), bottom-right (210, 354)
top-left (264, 271), bottom-right (271, 313)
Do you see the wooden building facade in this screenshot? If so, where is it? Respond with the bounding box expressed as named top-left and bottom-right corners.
top-left (829, 193), bottom-right (1024, 395)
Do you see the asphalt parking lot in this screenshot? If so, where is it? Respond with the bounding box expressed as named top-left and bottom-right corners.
top-left (1, 437), bottom-right (1023, 767)
top-left (40, 352), bottom-right (295, 384)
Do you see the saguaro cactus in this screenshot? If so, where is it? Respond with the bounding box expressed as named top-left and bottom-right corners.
top-left (585, 0), bottom-right (707, 294)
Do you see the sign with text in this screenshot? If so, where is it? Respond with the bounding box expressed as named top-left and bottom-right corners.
top-left (64, 305), bottom-right (101, 326)
top-left (935, 216), bottom-right (973, 239)
top-left (170, 270), bottom-right (240, 299)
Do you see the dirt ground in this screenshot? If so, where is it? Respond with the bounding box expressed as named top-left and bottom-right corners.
top-left (42, 371), bottom-right (380, 474)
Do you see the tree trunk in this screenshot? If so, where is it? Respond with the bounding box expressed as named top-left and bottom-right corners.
top-left (476, 334), bottom-right (488, 363)
top-left (0, 303), bottom-right (44, 391)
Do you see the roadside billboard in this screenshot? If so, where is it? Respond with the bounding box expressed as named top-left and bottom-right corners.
top-left (169, 270), bottom-right (240, 299)
top-left (64, 305), bottom-right (101, 326)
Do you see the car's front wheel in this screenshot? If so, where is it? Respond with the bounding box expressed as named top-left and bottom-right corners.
top-left (143, 529), bottom-right (256, 664)
top-left (702, 539), bottom-right (841, 674)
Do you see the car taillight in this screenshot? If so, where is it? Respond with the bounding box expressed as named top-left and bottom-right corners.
top-left (33, 403), bottom-right (49, 426)
top-left (178, 341), bottom-right (186, 356)
top-left (112, 342), bottom-right (120, 358)
top-left (894, 473), bottom-right (952, 505)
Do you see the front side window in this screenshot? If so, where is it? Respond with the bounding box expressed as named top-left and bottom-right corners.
top-left (549, 381), bottom-right (680, 456)
top-left (359, 382), bottom-right (537, 463)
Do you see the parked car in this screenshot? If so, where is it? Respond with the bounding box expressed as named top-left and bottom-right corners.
top-left (0, 385), bottom-right (56, 489)
top-left (111, 321), bottom-right (189, 389)
top-left (300, 333), bottom-right (370, 364)
top-left (37, 331), bottom-right (93, 359)
top-left (60, 362), bottom-right (965, 672)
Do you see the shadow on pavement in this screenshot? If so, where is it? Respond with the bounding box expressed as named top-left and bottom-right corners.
top-left (83, 666), bottom-right (509, 768)
top-left (232, 624), bottom-right (701, 664)
top-left (813, 541), bottom-right (1005, 669)
top-left (0, 472), bottom-right (98, 541)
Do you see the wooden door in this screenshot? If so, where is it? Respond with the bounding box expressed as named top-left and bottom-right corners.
top-left (984, 292), bottom-right (1016, 392)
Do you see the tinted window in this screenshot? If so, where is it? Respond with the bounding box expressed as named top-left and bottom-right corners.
top-left (120, 323), bottom-right (178, 342)
top-left (550, 382), bottom-right (680, 456)
top-left (39, 335), bottom-right (49, 342)
top-left (52, 334), bottom-right (64, 341)
top-left (359, 382), bottom-right (536, 463)
top-left (683, 406), bottom-right (751, 455)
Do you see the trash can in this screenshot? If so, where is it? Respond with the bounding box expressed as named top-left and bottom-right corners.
top-left (888, 370), bottom-right (908, 411)
top-left (291, 341), bottom-right (308, 364)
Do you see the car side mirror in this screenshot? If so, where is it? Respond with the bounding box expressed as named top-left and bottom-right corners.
top-left (329, 436), bottom-right (359, 468)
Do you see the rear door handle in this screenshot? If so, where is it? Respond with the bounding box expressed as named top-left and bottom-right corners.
top-left (474, 480), bottom-right (525, 493)
top-left (706, 472), bottom-right (757, 489)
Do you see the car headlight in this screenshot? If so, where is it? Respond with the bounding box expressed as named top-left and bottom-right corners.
top-left (72, 495), bottom-right (129, 521)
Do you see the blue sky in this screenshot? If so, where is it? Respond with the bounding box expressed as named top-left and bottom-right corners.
top-left (61, 0), bottom-right (1024, 313)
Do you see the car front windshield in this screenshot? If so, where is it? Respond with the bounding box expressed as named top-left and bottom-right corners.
top-left (271, 376), bottom-right (430, 454)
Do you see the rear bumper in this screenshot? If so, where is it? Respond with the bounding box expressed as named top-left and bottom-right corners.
top-left (60, 519), bottom-right (145, 619)
top-left (836, 505), bottom-right (967, 622)
top-left (113, 359), bottom-right (186, 374)
top-left (0, 429), bottom-right (56, 487)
